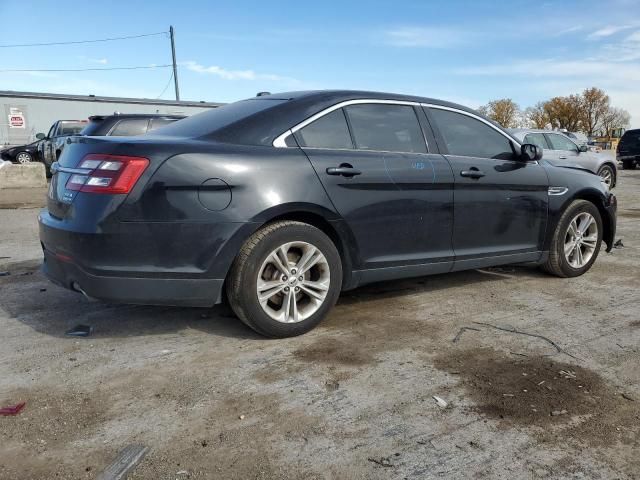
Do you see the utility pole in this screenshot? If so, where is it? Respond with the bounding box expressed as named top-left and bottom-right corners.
top-left (169, 26), bottom-right (180, 101)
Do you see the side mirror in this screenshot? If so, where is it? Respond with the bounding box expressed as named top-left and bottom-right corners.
top-left (521, 143), bottom-right (543, 162)
top-left (579, 144), bottom-right (588, 153)
top-left (35, 133), bottom-right (46, 140)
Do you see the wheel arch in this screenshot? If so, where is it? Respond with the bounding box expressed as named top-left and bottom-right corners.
top-left (570, 190), bottom-right (614, 251)
top-left (254, 207), bottom-right (358, 290)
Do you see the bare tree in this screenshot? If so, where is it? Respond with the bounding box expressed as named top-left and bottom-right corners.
top-left (600, 107), bottom-right (631, 137)
top-left (477, 99), bottom-right (521, 128)
top-left (581, 87), bottom-right (610, 137)
top-left (524, 102), bottom-right (549, 129)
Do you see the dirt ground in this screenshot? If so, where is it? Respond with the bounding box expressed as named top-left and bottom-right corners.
top-left (0, 169), bottom-right (639, 480)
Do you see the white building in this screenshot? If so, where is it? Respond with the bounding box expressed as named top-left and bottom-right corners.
top-left (1, 90), bottom-right (222, 147)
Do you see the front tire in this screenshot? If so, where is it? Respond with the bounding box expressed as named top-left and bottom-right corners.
top-left (226, 221), bottom-right (342, 338)
top-left (542, 200), bottom-right (603, 278)
top-left (15, 152), bottom-right (33, 164)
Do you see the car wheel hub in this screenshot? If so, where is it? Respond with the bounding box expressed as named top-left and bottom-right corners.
top-left (564, 212), bottom-right (598, 268)
top-left (256, 241), bottom-right (330, 323)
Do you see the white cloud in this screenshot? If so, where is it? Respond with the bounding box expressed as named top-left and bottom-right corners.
top-left (588, 24), bottom-right (634, 38)
top-left (384, 26), bottom-right (468, 48)
top-left (182, 60), bottom-right (298, 84)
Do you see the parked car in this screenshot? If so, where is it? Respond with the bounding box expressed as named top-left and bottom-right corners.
top-left (0, 140), bottom-right (42, 164)
top-left (39, 90), bottom-right (617, 338)
top-left (509, 129), bottom-right (618, 188)
top-left (560, 130), bottom-right (589, 147)
top-left (79, 113), bottom-right (185, 137)
top-left (36, 120), bottom-right (88, 175)
top-left (616, 128), bottom-right (640, 169)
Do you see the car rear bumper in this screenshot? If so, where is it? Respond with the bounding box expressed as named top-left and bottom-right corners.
top-left (41, 247), bottom-right (224, 307)
top-left (37, 209), bottom-right (251, 307)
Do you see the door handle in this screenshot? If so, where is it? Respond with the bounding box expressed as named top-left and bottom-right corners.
top-left (460, 168), bottom-right (485, 179)
top-left (326, 164), bottom-right (362, 177)
top-left (558, 156), bottom-right (567, 159)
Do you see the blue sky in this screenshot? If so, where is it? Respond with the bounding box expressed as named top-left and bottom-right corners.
top-left (2, 0), bottom-right (640, 126)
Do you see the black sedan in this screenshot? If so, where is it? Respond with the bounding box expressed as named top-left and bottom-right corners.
top-left (1, 140), bottom-right (41, 164)
top-left (39, 90), bottom-right (617, 337)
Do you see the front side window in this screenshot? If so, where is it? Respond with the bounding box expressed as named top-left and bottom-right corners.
top-left (344, 104), bottom-right (427, 153)
top-left (110, 119), bottom-right (149, 136)
top-left (296, 109), bottom-right (353, 149)
top-left (546, 134), bottom-right (578, 152)
top-left (429, 108), bottom-right (514, 159)
top-left (524, 133), bottom-right (548, 150)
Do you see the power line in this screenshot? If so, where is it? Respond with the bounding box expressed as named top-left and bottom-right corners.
top-left (156, 70), bottom-right (174, 99)
top-left (0, 31), bottom-right (167, 48)
top-left (0, 65), bottom-right (172, 73)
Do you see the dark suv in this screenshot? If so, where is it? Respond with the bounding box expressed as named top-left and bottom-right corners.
top-left (80, 114), bottom-right (185, 137)
top-left (617, 129), bottom-right (640, 169)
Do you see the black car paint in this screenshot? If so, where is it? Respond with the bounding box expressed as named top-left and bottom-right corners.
top-left (617, 128), bottom-right (640, 168)
top-left (39, 90), bottom-right (617, 307)
top-left (1, 140), bottom-right (41, 163)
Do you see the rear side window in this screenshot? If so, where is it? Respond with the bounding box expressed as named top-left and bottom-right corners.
top-left (429, 108), bottom-right (514, 159)
top-left (296, 109), bottom-right (353, 149)
top-left (344, 104), bottom-right (427, 153)
top-left (524, 133), bottom-right (548, 150)
top-left (110, 119), bottom-right (149, 136)
top-left (546, 134), bottom-right (578, 152)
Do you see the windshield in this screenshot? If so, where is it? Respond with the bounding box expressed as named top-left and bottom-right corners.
top-left (151, 98), bottom-right (287, 138)
top-left (58, 122), bottom-right (87, 136)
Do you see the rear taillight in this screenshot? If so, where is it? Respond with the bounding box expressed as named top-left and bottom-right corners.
top-left (66, 154), bottom-right (149, 194)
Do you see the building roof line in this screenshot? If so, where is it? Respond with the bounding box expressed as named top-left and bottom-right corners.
top-left (0, 90), bottom-right (223, 108)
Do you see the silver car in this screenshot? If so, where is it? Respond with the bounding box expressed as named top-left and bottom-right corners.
top-left (509, 129), bottom-right (617, 188)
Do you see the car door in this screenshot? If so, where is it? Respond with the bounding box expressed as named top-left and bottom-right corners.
top-left (545, 133), bottom-right (579, 162)
top-left (43, 123), bottom-right (57, 166)
top-left (294, 102), bottom-right (454, 278)
top-left (425, 106), bottom-right (549, 270)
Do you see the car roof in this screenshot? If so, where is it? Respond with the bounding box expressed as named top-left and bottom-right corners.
top-left (88, 113), bottom-right (185, 121)
top-left (508, 128), bottom-right (572, 140)
top-left (259, 89), bottom-right (481, 116)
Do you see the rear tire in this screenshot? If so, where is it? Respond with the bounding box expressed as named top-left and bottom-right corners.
top-left (622, 159), bottom-right (636, 170)
top-left (226, 221), bottom-right (342, 338)
top-left (542, 200), bottom-right (603, 278)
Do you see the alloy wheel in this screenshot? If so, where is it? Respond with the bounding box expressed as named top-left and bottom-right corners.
top-left (16, 152), bottom-right (32, 164)
top-left (599, 167), bottom-right (613, 188)
top-left (564, 212), bottom-right (598, 268)
top-left (256, 241), bottom-right (330, 323)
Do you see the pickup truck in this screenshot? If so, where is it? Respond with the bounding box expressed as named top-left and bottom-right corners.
top-left (36, 120), bottom-right (87, 175)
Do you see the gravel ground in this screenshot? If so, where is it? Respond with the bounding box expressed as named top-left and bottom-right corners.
top-left (0, 168), bottom-right (638, 479)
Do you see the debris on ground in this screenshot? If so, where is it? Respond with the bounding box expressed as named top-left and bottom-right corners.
top-left (621, 393), bottom-right (635, 402)
top-left (0, 271), bottom-right (10, 277)
top-left (551, 409), bottom-right (568, 416)
top-left (65, 324), bottom-right (93, 337)
top-left (0, 402), bottom-right (26, 416)
top-left (433, 396), bottom-right (448, 408)
top-left (367, 457), bottom-right (393, 467)
top-left (452, 326), bottom-right (481, 343)
top-left (239, 415), bottom-right (245, 420)
top-left (96, 444), bottom-right (148, 480)
top-left (614, 239), bottom-right (624, 248)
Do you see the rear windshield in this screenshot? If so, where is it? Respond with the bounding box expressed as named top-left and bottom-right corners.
top-left (620, 129), bottom-right (640, 147)
top-left (150, 98), bottom-right (287, 138)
